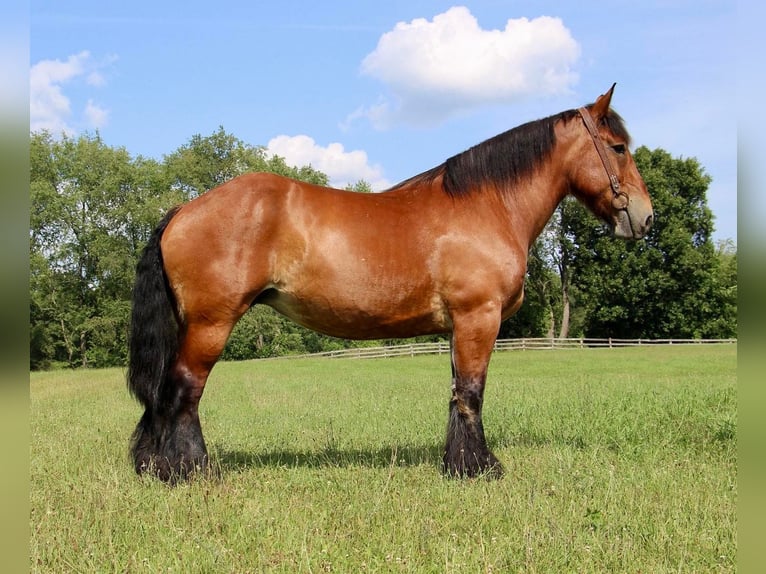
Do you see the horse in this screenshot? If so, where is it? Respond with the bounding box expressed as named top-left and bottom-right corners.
top-left (128, 85), bottom-right (653, 482)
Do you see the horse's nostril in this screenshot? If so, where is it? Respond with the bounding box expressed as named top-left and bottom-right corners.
top-left (645, 213), bottom-right (654, 229)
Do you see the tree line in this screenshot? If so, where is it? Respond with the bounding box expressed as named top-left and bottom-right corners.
top-left (29, 128), bottom-right (736, 370)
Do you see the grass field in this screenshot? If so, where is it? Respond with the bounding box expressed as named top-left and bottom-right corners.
top-left (30, 345), bottom-right (736, 573)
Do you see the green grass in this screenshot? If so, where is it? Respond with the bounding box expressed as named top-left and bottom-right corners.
top-left (30, 345), bottom-right (736, 573)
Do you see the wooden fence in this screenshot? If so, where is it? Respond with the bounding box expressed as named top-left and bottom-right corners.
top-left (273, 338), bottom-right (737, 360)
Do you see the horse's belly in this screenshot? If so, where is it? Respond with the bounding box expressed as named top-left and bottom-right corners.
top-left (259, 288), bottom-right (451, 340)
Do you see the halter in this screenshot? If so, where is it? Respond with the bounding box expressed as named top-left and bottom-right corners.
top-left (577, 106), bottom-right (630, 210)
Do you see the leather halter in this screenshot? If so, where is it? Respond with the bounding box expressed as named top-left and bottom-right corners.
top-left (578, 106), bottom-right (629, 209)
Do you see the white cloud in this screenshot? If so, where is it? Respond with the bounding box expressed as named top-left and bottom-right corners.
top-left (30, 51), bottom-right (113, 134)
top-left (351, 6), bottom-right (580, 128)
top-left (267, 134), bottom-right (391, 190)
top-left (86, 71), bottom-right (107, 87)
top-left (84, 99), bottom-right (109, 129)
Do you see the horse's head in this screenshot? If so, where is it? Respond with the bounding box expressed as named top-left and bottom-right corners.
top-left (567, 85), bottom-right (653, 239)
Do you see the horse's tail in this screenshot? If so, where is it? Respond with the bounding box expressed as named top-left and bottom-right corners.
top-left (127, 206), bottom-right (182, 411)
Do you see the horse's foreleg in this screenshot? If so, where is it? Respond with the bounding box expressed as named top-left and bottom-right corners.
top-left (442, 310), bottom-right (504, 479)
top-left (132, 322), bottom-right (231, 482)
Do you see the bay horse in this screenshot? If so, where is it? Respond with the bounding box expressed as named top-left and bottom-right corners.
top-left (128, 85), bottom-right (653, 482)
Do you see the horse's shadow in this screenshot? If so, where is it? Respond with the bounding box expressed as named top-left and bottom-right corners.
top-left (210, 443), bottom-right (443, 474)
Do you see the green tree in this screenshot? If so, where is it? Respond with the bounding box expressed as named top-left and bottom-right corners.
top-left (707, 238), bottom-right (737, 337)
top-left (345, 179), bottom-right (374, 193)
top-left (30, 132), bottom-right (171, 368)
top-left (163, 126), bottom-right (328, 199)
top-left (565, 146), bottom-right (736, 339)
top-left (220, 306), bottom-right (312, 360)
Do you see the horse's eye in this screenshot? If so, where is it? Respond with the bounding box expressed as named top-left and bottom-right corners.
top-left (611, 144), bottom-right (626, 155)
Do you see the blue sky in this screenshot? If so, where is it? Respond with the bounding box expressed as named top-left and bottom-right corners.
top-left (30, 0), bottom-right (736, 242)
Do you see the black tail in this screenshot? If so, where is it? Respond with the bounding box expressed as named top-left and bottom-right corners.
top-left (127, 206), bottom-right (182, 411)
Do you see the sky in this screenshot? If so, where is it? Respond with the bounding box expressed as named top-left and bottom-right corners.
top-left (29, 0), bottom-right (737, 242)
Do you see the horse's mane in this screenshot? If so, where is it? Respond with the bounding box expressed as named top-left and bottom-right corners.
top-left (387, 106), bottom-right (630, 198)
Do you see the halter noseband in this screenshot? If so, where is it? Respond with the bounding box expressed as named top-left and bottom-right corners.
top-left (578, 106), bottom-right (629, 210)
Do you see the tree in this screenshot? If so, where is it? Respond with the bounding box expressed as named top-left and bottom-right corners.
top-left (565, 146), bottom-right (736, 339)
top-left (345, 179), bottom-right (374, 193)
top-left (163, 126), bottom-right (328, 200)
top-left (707, 238), bottom-right (737, 337)
top-left (552, 199), bottom-right (584, 338)
top-left (30, 132), bottom-right (172, 368)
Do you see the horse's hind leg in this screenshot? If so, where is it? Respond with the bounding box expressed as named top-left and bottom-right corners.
top-left (132, 320), bottom-right (233, 482)
top-left (442, 309), bottom-right (504, 479)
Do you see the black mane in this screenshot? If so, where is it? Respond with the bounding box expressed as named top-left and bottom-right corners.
top-left (388, 106), bottom-right (630, 198)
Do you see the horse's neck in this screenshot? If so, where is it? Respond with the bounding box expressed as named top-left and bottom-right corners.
top-left (502, 164), bottom-right (569, 251)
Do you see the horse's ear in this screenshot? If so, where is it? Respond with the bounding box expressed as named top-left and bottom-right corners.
top-left (590, 83), bottom-right (616, 121)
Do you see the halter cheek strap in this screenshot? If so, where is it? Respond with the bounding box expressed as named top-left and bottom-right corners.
top-left (578, 107), bottom-right (629, 209)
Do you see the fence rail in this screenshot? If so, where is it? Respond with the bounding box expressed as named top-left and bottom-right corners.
top-left (271, 338), bottom-right (737, 360)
